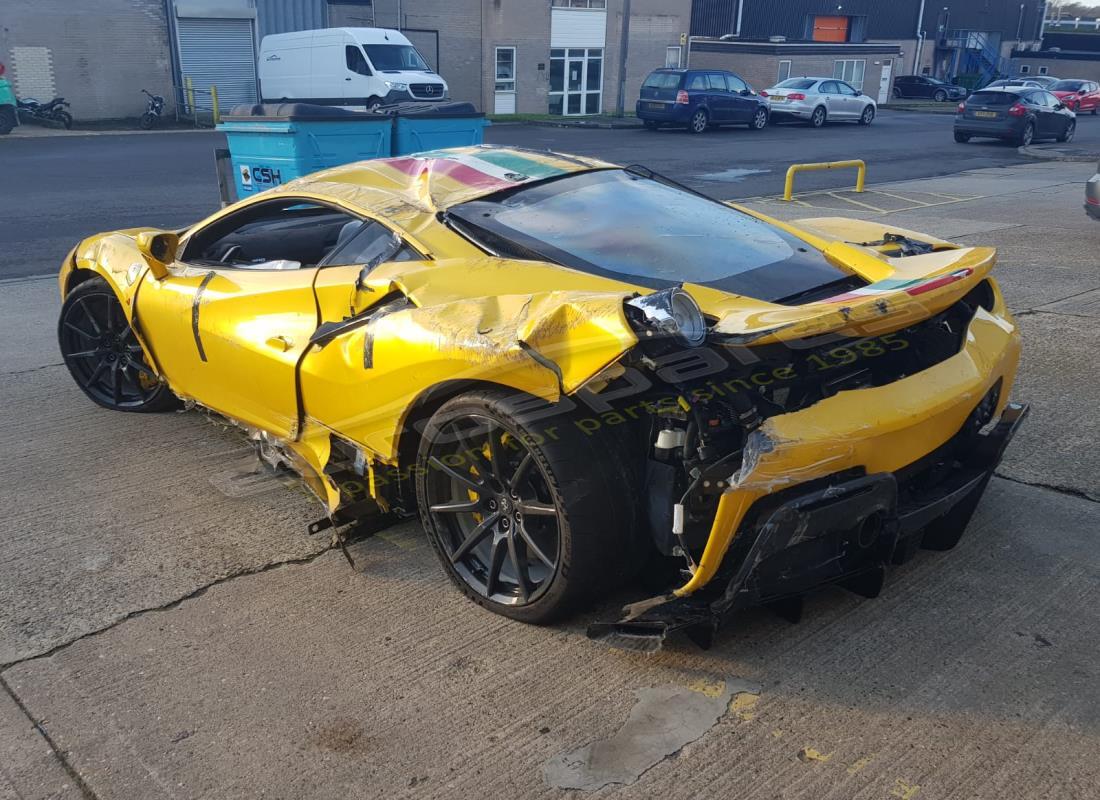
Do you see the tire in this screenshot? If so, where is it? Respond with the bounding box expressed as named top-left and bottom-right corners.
top-left (954, 131), bottom-right (971, 143)
top-left (415, 389), bottom-right (634, 623)
top-left (1091, 105), bottom-right (1097, 116)
top-left (892, 87), bottom-right (902, 99)
top-left (809, 105), bottom-right (826, 128)
top-left (748, 106), bottom-right (768, 130)
top-left (1057, 120), bottom-right (1076, 143)
top-left (933, 89), bottom-right (948, 102)
top-left (858, 105), bottom-right (875, 125)
top-left (139, 111), bottom-right (157, 130)
top-left (643, 119), bottom-right (660, 130)
top-left (58, 278), bottom-right (177, 413)
top-left (688, 108), bottom-right (708, 134)
top-left (1017, 120), bottom-right (1035, 146)
top-left (55, 110), bottom-right (72, 130)
top-left (0, 105), bottom-right (14, 135)
top-left (366, 96), bottom-right (383, 112)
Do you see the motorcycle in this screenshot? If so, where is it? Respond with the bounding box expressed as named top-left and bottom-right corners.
top-left (17, 96), bottom-right (72, 129)
top-left (140, 89), bottom-right (165, 130)
top-left (0, 62), bottom-right (16, 135)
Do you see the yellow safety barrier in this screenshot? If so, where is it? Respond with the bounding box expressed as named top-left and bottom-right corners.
top-left (185, 77), bottom-right (195, 116)
top-left (783, 159), bottom-right (866, 201)
top-left (210, 84), bottom-right (220, 125)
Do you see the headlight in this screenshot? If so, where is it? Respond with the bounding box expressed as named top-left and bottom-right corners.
top-left (625, 287), bottom-right (707, 348)
top-left (385, 81), bottom-right (408, 91)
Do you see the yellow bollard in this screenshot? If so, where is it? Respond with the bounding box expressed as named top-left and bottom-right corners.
top-left (185, 77), bottom-right (194, 117)
top-left (210, 85), bottom-right (220, 125)
top-left (783, 160), bottom-right (866, 201)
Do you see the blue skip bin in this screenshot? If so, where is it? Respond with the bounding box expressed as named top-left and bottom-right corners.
top-left (218, 102), bottom-right (488, 201)
top-left (219, 104), bottom-right (392, 198)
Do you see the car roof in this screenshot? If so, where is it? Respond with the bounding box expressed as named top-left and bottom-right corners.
top-left (971, 86), bottom-right (1032, 95)
top-left (279, 145), bottom-right (614, 216)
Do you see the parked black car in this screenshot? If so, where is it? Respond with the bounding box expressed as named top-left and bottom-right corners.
top-left (636, 68), bottom-right (770, 133)
top-left (892, 75), bottom-right (967, 102)
top-left (954, 87), bottom-right (1075, 146)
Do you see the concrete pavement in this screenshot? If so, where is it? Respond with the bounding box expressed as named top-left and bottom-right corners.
top-left (1, 159), bottom-right (1098, 799)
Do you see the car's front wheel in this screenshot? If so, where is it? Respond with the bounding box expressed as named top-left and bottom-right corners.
top-left (749, 107), bottom-right (768, 130)
top-left (858, 105), bottom-right (875, 125)
top-left (1057, 120), bottom-right (1076, 143)
top-left (58, 277), bottom-right (177, 412)
top-left (688, 108), bottom-right (708, 134)
top-left (933, 89), bottom-right (948, 102)
top-left (416, 390), bottom-right (632, 623)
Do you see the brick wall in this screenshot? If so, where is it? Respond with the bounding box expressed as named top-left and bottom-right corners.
top-left (0, 0), bottom-right (174, 120)
top-left (1011, 56), bottom-right (1100, 82)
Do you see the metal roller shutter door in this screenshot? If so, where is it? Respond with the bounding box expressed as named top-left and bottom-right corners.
top-left (177, 17), bottom-right (258, 108)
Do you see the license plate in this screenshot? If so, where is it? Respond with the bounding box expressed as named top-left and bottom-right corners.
top-left (647, 102), bottom-right (664, 110)
top-left (771, 96), bottom-right (787, 102)
top-left (974, 111), bottom-right (997, 118)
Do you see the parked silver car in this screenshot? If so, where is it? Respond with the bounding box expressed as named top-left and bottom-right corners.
top-left (1087, 161), bottom-right (1100, 221)
top-left (760, 77), bottom-right (877, 127)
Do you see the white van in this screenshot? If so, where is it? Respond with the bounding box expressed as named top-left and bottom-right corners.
top-left (259, 28), bottom-right (448, 109)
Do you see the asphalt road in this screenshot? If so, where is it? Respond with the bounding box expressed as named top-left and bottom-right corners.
top-left (2, 110), bottom-right (1098, 280)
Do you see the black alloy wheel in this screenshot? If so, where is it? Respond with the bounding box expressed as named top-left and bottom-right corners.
top-left (416, 390), bottom-right (634, 623)
top-left (1018, 121), bottom-right (1035, 146)
top-left (1058, 120), bottom-right (1076, 143)
top-left (58, 278), bottom-right (177, 412)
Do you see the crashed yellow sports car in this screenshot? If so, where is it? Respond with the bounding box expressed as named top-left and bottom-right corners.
top-left (58, 145), bottom-right (1026, 651)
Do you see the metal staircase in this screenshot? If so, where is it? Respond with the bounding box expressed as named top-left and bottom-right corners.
top-left (942, 30), bottom-right (1009, 88)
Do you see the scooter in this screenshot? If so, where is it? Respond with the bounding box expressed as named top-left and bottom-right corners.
top-left (17, 96), bottom-right (72, 129)
top-left (0, 62), bottom-right (16, 135)
top-left (140, 89), bottom-right (165, 129)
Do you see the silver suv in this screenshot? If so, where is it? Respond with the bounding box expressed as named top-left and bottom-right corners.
top-left (1087, 161), bottom-right (1100, 221)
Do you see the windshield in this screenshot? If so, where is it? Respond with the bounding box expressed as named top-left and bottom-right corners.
top-left (449, 170), bottom-right (850, 302)
top-left (643, 72), bottom-right (681, 89)
top-left (968, 91), bottom-right (1018, 106)
top-left (776, 78), bottom-right (817, 90)
top-left (364, 44), bottom-right (430, 72)
top-left (1051, 80), bottom-right (1085, 91)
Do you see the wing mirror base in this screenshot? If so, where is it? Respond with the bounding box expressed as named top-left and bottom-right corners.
top-left (135, 231), bottom-right (179, 280)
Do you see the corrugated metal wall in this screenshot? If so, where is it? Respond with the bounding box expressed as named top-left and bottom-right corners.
top-left (690, 1), bottom-right (1045, 42)
top-left (254, 0), bottom-right (328, 38)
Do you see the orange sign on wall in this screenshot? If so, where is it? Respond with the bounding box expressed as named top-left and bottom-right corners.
top-left (812, 15), bottom-right (850, 43)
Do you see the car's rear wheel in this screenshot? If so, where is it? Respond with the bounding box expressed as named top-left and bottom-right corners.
top-left (1018, 120), bottom-right (1035, 146)
top-left (416, 390), bottom-right (633, 623)
top-left (688, 108), bottom-right (708, 134)
top-left (809, 106), bottom-right (826, 128)
top-left (933, 89), bottom-right (948, 102)
top-left (858, 105), bottom-right (875, 125)
top-left (954, 131), bottom-right (971, 143)
top-left (1057, 120), bottom-right (1076, 143)
top-left (643, 119), bottom-right (660, 130)
top-left (749, 107), bottom-right (768, 130)
top-left (58, 278), bottom-right (177, 412)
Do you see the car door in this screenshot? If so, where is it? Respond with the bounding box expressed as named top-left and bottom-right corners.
top-left (343, 41), bottom-right (375, 103)
top-left (724, 72), bottom-right (755, 122)
top-left (819, 81), bottom-right (848, 117)
top-left (684, 72), bottom-right (710, 116)
top-left (135, 197), bottom-right (363, 438)
top-left (1084, 82), bottom-right (1100, 112)
top-left (838, 81), bottom-right (863, 116)
top-left (914, 77), bottom-right (932, 98)
top-left (705, 73), bottom-right (732, 121)
top-left (1035, 91), bottom-right (1063, 137)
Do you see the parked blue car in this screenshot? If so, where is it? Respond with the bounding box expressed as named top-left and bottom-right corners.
top-left (636, 68), bottom-right (770, 133)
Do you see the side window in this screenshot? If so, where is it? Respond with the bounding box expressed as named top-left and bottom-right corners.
top-left (707, 73), bottom-right (728, 91)
top-left (1044, 91), bottom-right (1062, 107)
top-left (321, 219), bottom-right (419, 268)
top-left (182, 200), bottom-right (360, 269)
top-left (685, 73), bottom-right (708, 91)
top-left (839, 82), bottom-right (859, 96)
top-left (346, 45), bottom-right (371, 76)
top-left (727, 74), bottom-right (749, 94)
top-left (820, 81), bottom-right (840, 94)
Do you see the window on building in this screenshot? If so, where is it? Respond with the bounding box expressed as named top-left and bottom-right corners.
top-left (833, 59), bottom-right (866, 90)
top-left (346, 45), bottom-right (371, 76)
top-left (777, 60), bottom-right (792, 82)
top-left (665, 46), bottom-right (682, 68)
top-left (495, 47), bottom-right (516, 92)
top-left (552, 0), bottom-right (606, 8)
top-left (1019, 64), bottom-right (1031, 73)
top-left (1038, 65), bottom-right (1049, 75)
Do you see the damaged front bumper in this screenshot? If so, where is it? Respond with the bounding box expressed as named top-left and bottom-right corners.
top-left (589, 305), bottom-right (1026, 652)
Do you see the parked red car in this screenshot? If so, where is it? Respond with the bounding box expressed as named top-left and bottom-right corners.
top-left (1050, 79), bottom-right (1100, 114)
